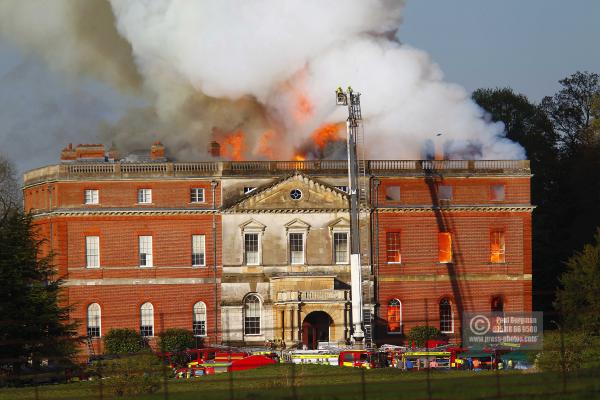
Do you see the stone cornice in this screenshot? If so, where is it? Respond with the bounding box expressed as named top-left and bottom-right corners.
top-left (31, 208), bottom-right (218, 218)
top-left (376, 205), bottom-right (535, 213)
top-left (379, 273), bottom-right (532, 282)
top-left (221, 208), bottom-right (356, 214)
top-left (64, 277), bottom-right (220, 286)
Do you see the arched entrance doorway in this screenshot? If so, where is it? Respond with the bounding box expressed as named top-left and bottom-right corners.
top-left (302, 311), bottom-right (333, 350)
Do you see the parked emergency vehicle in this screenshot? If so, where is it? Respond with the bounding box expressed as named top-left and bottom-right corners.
top-left (338, 350), bottom-right (387, 369)
top-left (288, 350), bottom-right (339, 366)
top-left (174, 348), bottom-right (276, 378)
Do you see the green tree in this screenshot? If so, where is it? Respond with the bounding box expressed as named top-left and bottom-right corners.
top-left (0, 209), bottom-right (77, 375)
top-left (540, 71), bottom-right (600, 151)
top-left (0, 155), bottom-right (19, 213)
top-left (555, 228), bottom-right (600, 333)
top-left (473, 88), bottom-right (560, 314)
top-left (158, 328), bottom-right (195, 353)
top-left (104, 328), bottom-right (147, 355)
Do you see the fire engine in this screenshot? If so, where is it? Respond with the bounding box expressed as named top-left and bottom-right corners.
top-left (169, 348), bottom-right (276, 378)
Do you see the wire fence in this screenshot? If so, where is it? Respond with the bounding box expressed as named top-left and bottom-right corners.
top-left (0, 308), bottom-right (597, 400)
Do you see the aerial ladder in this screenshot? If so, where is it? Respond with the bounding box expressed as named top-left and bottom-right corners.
top-left (336, 87), bottom-right (367, 345)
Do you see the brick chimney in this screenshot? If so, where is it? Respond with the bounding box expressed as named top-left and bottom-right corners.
top-left (107, 143), bottom-right (119, 161)
top-left (150, 141), bottom-right (165, 160)
top-left (60, 143), bottom-right (77, 161)
top-left (75, 144), bottom-right (106, 160)
top-left (208, 141), bottom-right (221, 157)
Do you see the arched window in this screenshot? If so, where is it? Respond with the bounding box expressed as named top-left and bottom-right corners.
top-left (244, 295), bottom-right (261, 335)
top-left (140, 302), bottom-right (154, 337)
top-left (193, 301), bottom-right (207, 337)
top-left (387, 299), bottom-right (402, 333)
top-left (87, 303), bottom-right (101, 338)
top-left (439, 298), bottom-right (453, 333)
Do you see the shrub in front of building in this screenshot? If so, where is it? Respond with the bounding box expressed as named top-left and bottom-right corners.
top-left (158, 328), bottom-right (195, 353)
top-left (407, 326), bottom-right (443, 347)
top-left (104, 329), bottom-right (147, 355)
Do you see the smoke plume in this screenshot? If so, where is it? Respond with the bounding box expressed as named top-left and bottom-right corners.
top-left (0, 0), bottom-right (525, 163)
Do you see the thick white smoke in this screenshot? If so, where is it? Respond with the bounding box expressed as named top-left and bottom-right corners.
top-left (1, 0), bottom-right (525, 162)
top-left (108, 0), bottom-right (524, 159)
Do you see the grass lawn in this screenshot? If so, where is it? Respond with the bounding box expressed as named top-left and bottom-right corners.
top-left (2, 365), bottom-right (600, 400)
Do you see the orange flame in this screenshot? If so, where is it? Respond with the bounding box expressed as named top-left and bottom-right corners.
top-left (220, 130), bottom-right (246, 161)
top-left (311, 122), bottom-right (344, 150)
top-left (293, 154), bottom-right (306, 161)
top-left (255, 130), bottom-right (277, 159)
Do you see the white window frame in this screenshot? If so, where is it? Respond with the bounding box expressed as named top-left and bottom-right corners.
top-left (243, 294), bottom-right (262, 336)
top-left (140, 302), bottom-right (154, 337)
top-left (192, 235), bottom-right (206, 267)
top-left (139, 236), bottom-right (153, 268)
top-left (243, 232), bottom-right (261, 266)
top-left (335, 185), bottom-right (349, 193)
top-left (243, 187), bottom-right (256, 194)
top-left (138, 188), bottom-right (152, 204)
top-left (288, 231), bottom-right (305, 265)
top-left (386, 232), bottom-right (402, 264)
top-left (190, 188), bottom-right (205, 203)
top-left (87, 303), bottom-right (101, 338)
top-left (84, 189), bottom-right (99, 205)
top-left (86, 236), bottom-right (100, 268)
top-left (192, 301), bottom-right (207, 337)
top-left (439, 299), bottom-right (454, 334)
top-left (387, 299), bottom-right (403, 334)
top-left (332, 230), bottom-right (349, 264)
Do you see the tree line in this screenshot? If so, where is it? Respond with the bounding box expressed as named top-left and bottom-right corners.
top-left (472, 70), bottom-right (600, 332)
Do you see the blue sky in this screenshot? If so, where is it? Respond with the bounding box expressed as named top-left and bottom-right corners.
top-left (400, 0), bottom-right (600, 101)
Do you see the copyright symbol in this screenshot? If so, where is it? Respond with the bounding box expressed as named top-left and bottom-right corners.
top-left (470, 315), bottom-right (490, 335)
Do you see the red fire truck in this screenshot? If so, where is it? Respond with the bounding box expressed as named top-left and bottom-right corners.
top-left (338, 350), bottom-right (388, 369)
top-left (174, 348), bottom-right (276, 378)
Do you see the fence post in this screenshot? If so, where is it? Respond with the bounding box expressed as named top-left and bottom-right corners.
top-left (559, 323), bottom-right (567, 394)
top-left (160, 313), bottom-right (169, 400)
top-left (361, 367), bottom-right (366, 400)
top-left (229, 368), bottom-right (234, 400)
top-left (291, 363), bottom-right (298, 400)
top-left (98, 358), bottom-right (104, 400)
top-left (551, 319), bottom-right (567, 395)
top-left (34, 370), bottom-right (39, 400)
top-left (424, 299), bottom-right (432, 400)
top-left (495, 359), bottom-right (501, 398)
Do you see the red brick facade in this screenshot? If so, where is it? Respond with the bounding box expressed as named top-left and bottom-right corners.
top-left (23, 156), bottom-right (532, 352)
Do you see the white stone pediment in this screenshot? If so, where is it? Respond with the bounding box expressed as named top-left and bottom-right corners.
top-left (284, 218), bottom-right (311, 232)
top-left (239, 218), bottom-right (266, 232)
top-left (226, 172), bottom-right (349, 212)
top-left (328, 217), bottom-right (350, 231)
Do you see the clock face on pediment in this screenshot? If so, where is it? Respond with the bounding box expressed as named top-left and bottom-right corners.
top-left (227, 173), bottom-right (349, 212)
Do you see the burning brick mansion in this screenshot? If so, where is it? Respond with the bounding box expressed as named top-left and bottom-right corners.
top-left (23, 142), bottom-right (533, 352)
